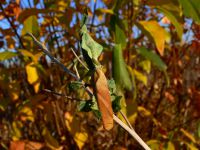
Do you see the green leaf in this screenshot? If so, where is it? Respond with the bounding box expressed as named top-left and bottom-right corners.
top-left (137, 47), bottom-right (167, 71)
top-left (0, 51), bottom-right (17, 61)
top-left (137, 20), bottom-right (170, 56)
top-left (139, 60), bottom-right (151, 74)
top-left (108, 79), bottom-right (117, 94)
top-left (157, 7), bottom-right (183, 39)
top-left (78, 100), bottom-right (92, 112)
top-left (81, 32), bottom-right (103, 61)
top-left (21, 15), bottom-right (39, 37)
top-left (112, 95), bottom-right (122, 113)
top-left (115, 24), bottom-right (127, 49)
top-left (112, 44), bottom-right (132, 91)
top-left (133, 69), bottom-right (148, 86)
top-left (69, 81), bottom-right (83, 90)
top-left (179, 0), bottom-right (200, 24)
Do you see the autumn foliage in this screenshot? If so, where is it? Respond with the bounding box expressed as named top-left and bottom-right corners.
top-left (0, 0), bottom-right (200, 150)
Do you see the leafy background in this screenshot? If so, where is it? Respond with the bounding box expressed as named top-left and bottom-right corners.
top-left (0, 0), bottom-right (200, 149)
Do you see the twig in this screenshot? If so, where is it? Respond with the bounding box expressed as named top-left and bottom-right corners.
top-left (74, 65), bottom-right (80, 79)
top-left (70, 48), bottom-right (89, 70)
top-left (27, 33), bottom-right (79, 80)
top-left (29, 34), bottom-right (151, 150)
top-left (43, 89), bottom-right (82, 101)
top-left (113, 115), bottom-right (151, 150)
top-left (0, 3), bottom-right (25, 48)
top-left (119, 111), bottom-right (134, 130)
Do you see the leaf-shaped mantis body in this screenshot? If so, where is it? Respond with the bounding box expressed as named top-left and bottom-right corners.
top-left (94, 68), bottom-right (114, 130)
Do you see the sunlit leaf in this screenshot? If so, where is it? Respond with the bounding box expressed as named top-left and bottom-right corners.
top-left (21, 15), bottom-right (39, 37)
top-left (74, 132), bottom-right (88, 149)
top-left (81, 29), bottom-right (103, 61)
top-left (19, 106), bottom-right (34, 122)
top-left (137, 47), bottom-right (167, 71)
top-left (12, 121), bottom-right (22, 140)
top-left (139, 60), bottom-right (151, 74)
top-left (94, 68), bottom-right (113, 130)
top-left (65, 112), bottom-right (88, 149)
top-left (137, 21), bottom-right (170, 56)
top-left (0, 51), bottom-right (17, 61)
top-left (157, 7), bottom-right (183, 39)
top-left (19, 49), bottom-right (43, 63)
top-left (25, 62), bottom-right (40, 93)
top-left (147, 140), bottom-right (161, 150)
top-left (133, 69), bottom-right (147, 86)
top-left (113, 44), bottom-right (132, 91)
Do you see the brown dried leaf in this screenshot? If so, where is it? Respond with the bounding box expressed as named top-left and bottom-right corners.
top-left (94, 68), bottom-right (113, 130)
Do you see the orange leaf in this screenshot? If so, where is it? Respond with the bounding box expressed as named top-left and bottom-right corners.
top-left (94, 68), bottom-right (113, 130)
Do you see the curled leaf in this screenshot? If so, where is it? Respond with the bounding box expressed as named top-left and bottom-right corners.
top-left (94, 68), bottom-right (113, 130)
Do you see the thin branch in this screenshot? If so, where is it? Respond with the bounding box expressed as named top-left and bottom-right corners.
top-left (74, 64), bottom-right (80, 79)
top-left (113, 115), bottom-right (151, 150)
top-left (43, 89), bottom-right (82, 101)
top-left (119, 111), bottom-right (134, 130)
top-left (29, 34), bottom-right (151, 150)
top-left (27, 33), bottom-right (79, 80)
top-left (0, 3), bottom-right (25, 49)
top-left (70, 48), bottom-right (89, 70)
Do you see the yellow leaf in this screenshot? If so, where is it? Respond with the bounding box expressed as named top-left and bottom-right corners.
top-left (12, 121), bottom-right (22, 140)
top-left (180, 128), bottom-right (196, 143)
top-left (25, 62), bottom-right (40, 93)
top-left (165, 141), bottom-right (175, 150)
top-left (19, 106), bottom-right (34, 122)
top-left (74, 132), bottom-right (88, 149)
top-left (147, 139), bottom-right (161, 150)
top-left (19, 49), bottom-right (43, 63)
top-left (65, 112), bottom-right (88, 149)
top-left (139, 60), bottom-right (151, 74)
top-left (138, 106), bottom-right (151, 116)
top-left (137, 20), bottom-right (170, 56)
top-left (133, 69), bottom-right (148, 86)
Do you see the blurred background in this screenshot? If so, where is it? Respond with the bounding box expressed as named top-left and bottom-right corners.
top-left (0, 0), bottom-right (200, 149)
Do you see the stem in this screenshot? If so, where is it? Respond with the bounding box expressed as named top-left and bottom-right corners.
top-left (0, 3), bottom-right (25, 49)
top-left (119, 110), bottom-right (134, 130)
top-left (28, 33), bottom-right (151, 150)
top-left (113, 115), bottom-right (151, 150)
top-left (70, 48), bottom-right (89, 70)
